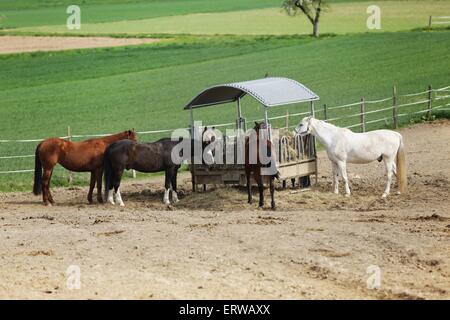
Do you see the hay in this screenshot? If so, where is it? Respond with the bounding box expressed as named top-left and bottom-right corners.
top-left (278, 129), bottom-right (299, 162)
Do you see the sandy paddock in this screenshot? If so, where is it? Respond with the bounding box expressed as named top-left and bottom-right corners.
top-left (0, 121), bottom-right (449, 299)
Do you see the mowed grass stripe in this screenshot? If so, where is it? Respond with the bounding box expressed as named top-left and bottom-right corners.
top-left (0, 37), bottom-right (305, 91)
top-left (13, 1), bottom-right (450, 35)
top-left (0, 0), bottom-right (280, 28)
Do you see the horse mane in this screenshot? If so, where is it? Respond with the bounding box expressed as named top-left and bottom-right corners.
top-left (312, 118), bottom-right (349, 133)
top-left (101, 130), bottom-right (132, 143)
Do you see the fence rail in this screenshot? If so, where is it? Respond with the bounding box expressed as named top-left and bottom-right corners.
top-left (429, 15), bottom-right (450, 27)
top-left (1, 84), bottom-right (449, 175)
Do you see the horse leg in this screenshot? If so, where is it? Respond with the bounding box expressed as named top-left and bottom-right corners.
top-left (47, 169), bottom-right (55, 204)
top-left (42, 168), bottom-right (53, 206)
top-left (270, 176), bottom-right (276, 210)
top-left (382, 158), bottom-right (394, 198)
top-left (113, 167), bottom-right (125, 206)
top-left (87, 171), bottom-right (95, 204)
top-left (246, 171), bottom-right (252, 204)
top-left (291, 178), bottom-right (295, 188)
top-left (96, 168), bottom-right (104, 203)
top-left (257, 174), bottom-right (264, 208)
top-left (106, 170), bottom-right (115, 205)
top-left (338, 161), bottom-right (351, 197)
top-left (163, 169), bottom-right (171, 205)
top-left (170, 167), bottom-right (179, 203)
top-left (331, 161), bottom-right (340, 194)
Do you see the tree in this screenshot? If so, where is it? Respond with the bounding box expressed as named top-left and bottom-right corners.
top-left (283, 0), bottom-right (326, 37)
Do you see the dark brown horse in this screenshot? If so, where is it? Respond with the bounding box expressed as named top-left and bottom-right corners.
top-left (33, 130), bottom-right (137, 205)
top-left (245, 122), bottom-right (279, 210)
top-left (103, 138), bottom-right (182, 206)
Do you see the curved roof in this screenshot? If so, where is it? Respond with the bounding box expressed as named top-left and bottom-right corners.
top-left (184, 77), bottom-right (319, 109)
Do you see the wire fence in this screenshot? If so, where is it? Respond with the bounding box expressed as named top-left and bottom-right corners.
top-left (0, 84), bottom-right (449, 176)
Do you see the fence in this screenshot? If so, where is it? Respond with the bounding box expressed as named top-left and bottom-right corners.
top-left (429, 16), bottom-right (450, 27)
top-left (0, 84), bottom-right (449, 176)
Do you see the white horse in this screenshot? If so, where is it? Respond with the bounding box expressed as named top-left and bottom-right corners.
top-left (294, 117), bottom-right (407, 197)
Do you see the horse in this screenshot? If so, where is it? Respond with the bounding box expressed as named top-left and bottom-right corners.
top-left (294, 116), bottom-right (407, 198)
top-left (245, 122), bottom-right (279, 210)
top-left (33, 130), bottom-right (137, 206)
top-left (202, 126), bottom-right (217, 164)
top-left (103, 138), bottom-right (184, 206)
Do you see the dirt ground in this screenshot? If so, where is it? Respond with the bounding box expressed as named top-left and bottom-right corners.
top-left (0, 36), bottom-right (160, 54)
top-left (0, 121), bottom-right (449, 299)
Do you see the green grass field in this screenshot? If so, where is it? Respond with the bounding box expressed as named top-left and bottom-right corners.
top-left (5, 1), bottom-right (450, 35)
top-left (0, 0), bottom-right (449, 191)
top-left (0, 0), bottom-right (280, 29)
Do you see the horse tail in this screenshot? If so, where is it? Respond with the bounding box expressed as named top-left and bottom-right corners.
top-left (103, 148), bottom-right (113, 199)
top-left (396, 136), bottom-right (407, 194)
top-left (33, 143), bottom-right (43, 195)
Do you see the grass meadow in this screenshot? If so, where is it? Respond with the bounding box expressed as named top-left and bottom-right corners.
top-left (5, 1), bottom-right (450, 35)
top-left (0, 0), bottom-right (449, 191)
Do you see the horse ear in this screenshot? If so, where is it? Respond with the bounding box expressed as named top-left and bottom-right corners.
top-left (128, 130), bottom-right (132, 135)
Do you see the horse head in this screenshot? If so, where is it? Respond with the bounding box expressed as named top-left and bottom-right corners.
top-left (202, 126), bottom-right (217, 146)
top-left (294, 116), bottom-right (313, 135)
top-left (253, 121), bottom-right (267, 132)
top-left (126, 129), bottom-right (138, 142)
top-left (202, 126), bottom-right (217, 165)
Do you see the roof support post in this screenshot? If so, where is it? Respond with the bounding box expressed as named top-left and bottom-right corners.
top-left (264, 107), bottom-right (272, 141)
top-left (310, 101), bottom-right (315, 117)
top-left (236, 97), bottom-right (242, 132)
top-left (189, 107), bottom-right (196, 192)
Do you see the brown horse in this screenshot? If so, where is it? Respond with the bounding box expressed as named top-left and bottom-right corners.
top-left (33, 130), bottom-right (137, 205)
top-left (245, 122), bottom-right (279, 210)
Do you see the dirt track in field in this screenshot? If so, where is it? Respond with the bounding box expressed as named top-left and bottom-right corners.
top-left (0, 121), bottom-right (449, 299)
top-left (0, 36), bottom-right (160, 54)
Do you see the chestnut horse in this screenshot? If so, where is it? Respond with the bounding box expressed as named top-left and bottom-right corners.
top-left (245, 122), bottom-right (279, 210)
top-left (33, 130), bottom-right (137, 205)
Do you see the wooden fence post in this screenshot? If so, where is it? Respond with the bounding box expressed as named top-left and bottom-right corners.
top-left (285, 110), bottom-right (289, 129)
top-left (67, 126), bottom-right (73, 183)
top-left (427, 84), bottom-right (433, 120)
top-left (360, 98), bottom-right (366, 132)
top-left (323, 104), bottom-right (327, 121)
top-left (429, 16), bottom-right (432, 27)
top-left (392, 85), bottom-right (398, 129)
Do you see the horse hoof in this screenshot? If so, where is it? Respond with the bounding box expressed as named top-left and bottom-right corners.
top-left (98, 199), bottom-right (104, 204)
top-left (45, 202), bottom-right (52, 207)
top-left (164, 201), bottom-right (171, 206)
top-left (396, 191), bottom-right (401, 195)
top-left (119, 203), bottom-right (125, 207)
top-left (382, 193), bottom-right (388, 198)
top-left (108, 201), bottom-right (115, 205)
top-left (344, 194), bottom-right (351, 198)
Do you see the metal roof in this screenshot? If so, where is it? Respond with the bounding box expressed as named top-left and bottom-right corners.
top-left (184, 77), bottom-right (319, 109)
